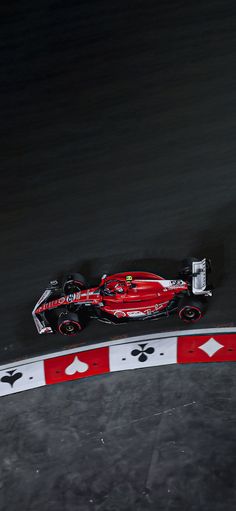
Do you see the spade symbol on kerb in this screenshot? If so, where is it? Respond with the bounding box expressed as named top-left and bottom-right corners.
top-left (1, 370), bottom-right (23, 387)
top-left (65, 356), bottom-right (89, 375)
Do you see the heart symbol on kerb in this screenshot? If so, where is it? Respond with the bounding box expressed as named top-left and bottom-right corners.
top-left (65, 356), bottom-right (89, 375)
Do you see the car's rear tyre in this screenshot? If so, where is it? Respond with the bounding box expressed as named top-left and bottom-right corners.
top-left (62, 273), bottom-right (87, 294)
top-left (58, 312), bottom-right (83, 336)
top-left (178, 297), bottom-right (206, 323)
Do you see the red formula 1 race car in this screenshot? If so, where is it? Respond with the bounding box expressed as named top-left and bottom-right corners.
top-left (32, 258), bottom-right (212, 336)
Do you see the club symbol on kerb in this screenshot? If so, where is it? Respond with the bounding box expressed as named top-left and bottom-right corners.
top-left (131, 343), bottom-right (155, 363)
top-left (1, 369), bottom-right (23, 387)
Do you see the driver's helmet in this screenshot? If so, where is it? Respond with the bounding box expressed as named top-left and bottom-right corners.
top-left (114, 283), bottom-right (125, 293)
top-left (104, 280), bottom-right (126, 296)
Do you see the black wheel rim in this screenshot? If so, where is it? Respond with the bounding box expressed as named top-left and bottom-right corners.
top-left (184, 308), bottom-right (196, 318)
top-left (59, 321), bottom-right (81, 335)
top-left (182, 306), bottom-right (201, 321)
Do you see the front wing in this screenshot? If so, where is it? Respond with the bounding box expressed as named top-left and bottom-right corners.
top-left (32, 289), bottom-right (54, 334)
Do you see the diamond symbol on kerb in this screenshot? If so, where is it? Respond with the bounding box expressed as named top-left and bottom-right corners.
top-left (199, 337), bottom-right (224, 357)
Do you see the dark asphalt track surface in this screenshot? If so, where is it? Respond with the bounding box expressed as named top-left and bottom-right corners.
top-left (1, 1), bottom-right (236, 509)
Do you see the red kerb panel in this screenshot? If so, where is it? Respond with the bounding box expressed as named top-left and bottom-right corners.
top-left (44, 347), bottom-right (110, 384)
top-left (177, 334), bottom-right (236, 363)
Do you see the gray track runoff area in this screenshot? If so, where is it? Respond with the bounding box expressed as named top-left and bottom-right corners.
top-left (1, 0), bottom-right (236, 510)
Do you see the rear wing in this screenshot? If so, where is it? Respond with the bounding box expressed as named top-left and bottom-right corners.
top-left (192, 258), bottom-right (212, 296)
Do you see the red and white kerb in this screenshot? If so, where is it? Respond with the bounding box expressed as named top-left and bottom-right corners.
top-left (1, 330), bottom-right (236, 397)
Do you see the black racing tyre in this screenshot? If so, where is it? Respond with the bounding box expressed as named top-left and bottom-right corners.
top-left (178, 297), bottom-right (206, 323)
top-left (58, 311), bottom-right (84, 336)
top-left (62, 272), bottom-right (87, 295)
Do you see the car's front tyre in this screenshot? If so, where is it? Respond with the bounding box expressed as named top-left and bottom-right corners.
top-left (62, 272), bottom-right (87, 295)
top-left (58, 311), bottom-right (84, 336)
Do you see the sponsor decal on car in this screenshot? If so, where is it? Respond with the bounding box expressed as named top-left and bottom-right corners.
top-left (168, 280), bottom-right (187, 290)
top-left (155, 302), bottom-right (169, 310)
top-left (114, 310), bottom-right (126, 318)
top-left (58, 297), bottom-right (66, 305)
top-left (66, 293), bottom-right (75, 303)
top-left (126, 311), bottom-right (145, 317)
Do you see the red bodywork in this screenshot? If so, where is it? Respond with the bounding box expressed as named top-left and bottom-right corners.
top-left (36, 271), bottom-right (188, 320)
